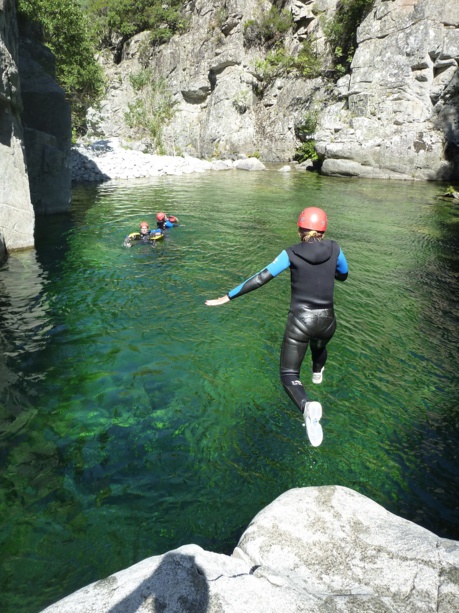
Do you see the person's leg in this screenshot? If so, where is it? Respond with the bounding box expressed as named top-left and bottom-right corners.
top-left (310, 312), bottom-right (336, 373)
top-left (280, 312), bottom-right (310, 413)
top-left (310, 342), bottom-right (328, 373)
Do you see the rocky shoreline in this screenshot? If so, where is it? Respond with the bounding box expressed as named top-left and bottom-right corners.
top-left (71, 138), bottom-right (277, 183)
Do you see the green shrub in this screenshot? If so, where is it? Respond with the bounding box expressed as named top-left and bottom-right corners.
top-left (293, 141), bottom-right (319, 163)
top-left (254, 38), bottom-right (321, 87)
top-left (323, 0), bottom-right (375, 77)
top-left (296, 110), bottom-right (319, 139)
top-left (243, 6), bottom-right (293, 48)
top-left (124, 68), bottom-right (176, 152)
top-left (86, 0), bottom-right (188, 48)
top-left (17, 0), bottom-right (104, 134)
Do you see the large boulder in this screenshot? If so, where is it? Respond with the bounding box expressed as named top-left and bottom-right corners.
top-left (40, 486), bottom-right (459, 612)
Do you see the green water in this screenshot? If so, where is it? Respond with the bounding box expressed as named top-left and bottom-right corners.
top-left (1, 171), bottom-right (458, 612)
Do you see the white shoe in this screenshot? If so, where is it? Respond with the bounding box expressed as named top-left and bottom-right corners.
top-left (312, 367), bottom-right (324, 385)
top-left (303, 401), bottom-right (323, 447)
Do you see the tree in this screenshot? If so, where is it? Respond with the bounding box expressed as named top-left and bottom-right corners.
top-left (17, 0), bottom-right (104, 134)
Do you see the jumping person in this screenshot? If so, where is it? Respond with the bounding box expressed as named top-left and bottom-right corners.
top-left (205, 207), bottom-right (348, 447)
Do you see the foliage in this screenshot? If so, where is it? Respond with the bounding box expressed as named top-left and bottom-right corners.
top-left (124, 68), bottom-right (176, 152)
top-left (17, 0), bottom-right (104, 134)
top-left (243, 6), bottom-right (293, 48)
top-left (86, 0), bottom-right (188, 48)
top-left (293, 39), bottom-right (322, 78)
top-left (254, 39), bottom-right (321, 87)
top-left (323, 0), bottom-right (375, 77)
top-left (293, 141), bottom-right (319, 163)
top-left (296, 110), bottom-right (319, 140)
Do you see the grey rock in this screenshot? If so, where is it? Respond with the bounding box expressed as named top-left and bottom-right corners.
top-left (234, 157), bottom-right (266, 171)
top-left (40, 486), bottom-right (459, 613)
top-left (316, 0), bottom-right (459, 180)
top-left (0, 0), bottom-right (34, 253)
top-left (19, 35), bottom-right (71, 213)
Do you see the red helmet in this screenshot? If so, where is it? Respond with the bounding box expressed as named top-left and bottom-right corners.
top-left (139, 221), bottom-right (149, 228)
top-left (156, 212), bottom-right (166, 221)
top-left (297, 207), bottom-right (327, 231)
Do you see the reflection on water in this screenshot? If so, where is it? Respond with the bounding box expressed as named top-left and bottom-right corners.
top-left (0, 171), bottom-right (458, 613)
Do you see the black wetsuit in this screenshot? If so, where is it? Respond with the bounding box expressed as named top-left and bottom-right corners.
top-left (227, 239), bottom-right (348, 413)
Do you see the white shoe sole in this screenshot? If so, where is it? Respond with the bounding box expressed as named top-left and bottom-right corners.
top-left (304, 401), bottom-right (323, 447)
top-left (312, 367), bottom-right (324, 385)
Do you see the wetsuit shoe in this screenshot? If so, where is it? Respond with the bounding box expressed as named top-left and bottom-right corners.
top-left (303, 401), bottom-right (323, 447)
top-left (312, 367), bottom-right (324, 385)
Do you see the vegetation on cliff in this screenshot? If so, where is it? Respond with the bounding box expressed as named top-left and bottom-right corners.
top-left (84, 0), bottom-right (189, 59)
top-left (17, 0), bottom-right (104, 135)
top-left (323, 0), bottom-right (375, 77)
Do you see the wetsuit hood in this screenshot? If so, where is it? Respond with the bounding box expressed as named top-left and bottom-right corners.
top-left (290, 240), bottom-right (333, 265)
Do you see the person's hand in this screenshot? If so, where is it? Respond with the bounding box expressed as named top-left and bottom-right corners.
top-left (205, 295), bottom-right (230, 306)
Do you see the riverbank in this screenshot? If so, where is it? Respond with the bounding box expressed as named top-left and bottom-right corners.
top-left (71, 138), bottom-right (278, 182)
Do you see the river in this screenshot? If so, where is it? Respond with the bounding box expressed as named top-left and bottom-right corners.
top-left (1, 170), bottom-right (458, 612)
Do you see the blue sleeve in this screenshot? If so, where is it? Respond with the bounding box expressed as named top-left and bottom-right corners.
top-left (165, 220), bottom-right (174, 228)
top-left (335, 248), bottom-right (348, 281)
top-left (228, 250), bottom-right (290, 299)
top-left (337, 248), bottom-right (348, 274)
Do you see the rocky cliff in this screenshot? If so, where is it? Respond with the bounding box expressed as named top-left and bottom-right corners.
top-left (0, 0), bottom-right (34, 260)
top-left (18, 29), bottom-right (72, 214)
top-left (316, 0), bottom-right (459, 180)
top-left (0, 1), bottom-right (71, 261)
top-left (41, 486), bottom-right (459, 613)
top-left (86, 0), bottom-right (459, 181)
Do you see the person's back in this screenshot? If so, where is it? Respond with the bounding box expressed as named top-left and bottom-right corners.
top-left (287, 238), bottom-right (342, 310)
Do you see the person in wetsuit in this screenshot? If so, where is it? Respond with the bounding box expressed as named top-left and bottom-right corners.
top-left (156, 212), bottom-right (179, 232)
top-left (123, 221), bottom-right (155, 247)
top-left (205, 207), bottom-right (348, 447)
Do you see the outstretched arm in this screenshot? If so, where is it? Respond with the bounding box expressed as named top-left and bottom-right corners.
top-left (205, 250), bottom-right (290, 306)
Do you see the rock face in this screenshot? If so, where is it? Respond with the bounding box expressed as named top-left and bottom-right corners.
top-left (84, 0), bottom-right (336, 162)
top-left (316, 0), bottom-right (459, 180)
top-left (40, 486), bottom-right (459, 613)
top-left (18, 31), bottom-right (71, 214)
top-left (0, 0), bottom-right (34, 258)
top-left (85, 0), bottom-right (459, 180)
top-left (0, 2), bottom-right (72, 260)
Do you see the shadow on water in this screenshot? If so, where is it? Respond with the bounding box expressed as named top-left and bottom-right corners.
top-left (398, 194), bottom-right (459, 538)
top-left (107, 553), bottom-right (209, 613)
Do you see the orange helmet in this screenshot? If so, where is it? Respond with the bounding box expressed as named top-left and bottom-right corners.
top-left (156, 212), bottom-right (166, 221)
top-left (297, 207), bottom-right (327, 231)
top-left (139, 221), bottom-right (149, 228)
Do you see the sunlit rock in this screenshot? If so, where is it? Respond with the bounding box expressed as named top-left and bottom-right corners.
top-left (40, 486), bottom-right (459, 613)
